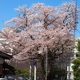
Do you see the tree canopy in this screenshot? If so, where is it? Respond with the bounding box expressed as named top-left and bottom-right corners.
top-left (0, 2), bottom-right (78, 61)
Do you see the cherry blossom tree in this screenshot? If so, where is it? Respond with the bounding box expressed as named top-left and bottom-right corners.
top-left (0, 2), bottom-right (79, 80)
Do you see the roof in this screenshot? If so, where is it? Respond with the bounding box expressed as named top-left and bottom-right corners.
top-left (0, 51), bottom-right (12, 59)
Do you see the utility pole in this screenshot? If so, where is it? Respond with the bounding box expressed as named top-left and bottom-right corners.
top-left (34, 60), bottom-right (37, 80)
top-left (29, 59), bottom-right (32, 80)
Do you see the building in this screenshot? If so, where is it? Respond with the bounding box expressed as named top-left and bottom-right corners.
top-left (0, 51), bottom-right (12, 76)
top-left (67, 38), bottom-right (80, 80)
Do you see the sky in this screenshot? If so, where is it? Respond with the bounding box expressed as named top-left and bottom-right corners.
top-left (0, 0), bottom-right (80, 37)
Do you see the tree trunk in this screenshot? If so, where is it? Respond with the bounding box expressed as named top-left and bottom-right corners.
top-left (40, 58), bottom-right (45, 80)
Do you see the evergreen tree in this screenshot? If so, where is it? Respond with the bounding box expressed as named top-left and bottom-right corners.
top-left (72, 39), bottom-right (80, 80)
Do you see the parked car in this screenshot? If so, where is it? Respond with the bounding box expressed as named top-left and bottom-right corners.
top-left (7, 76), bottom-right (16, 80)
top-left (6, 75), bottom-right (28, 80)
top-left (0, 78), bottom-right (5, 80)
top-left (16, 76), bottom-right (28, 80)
